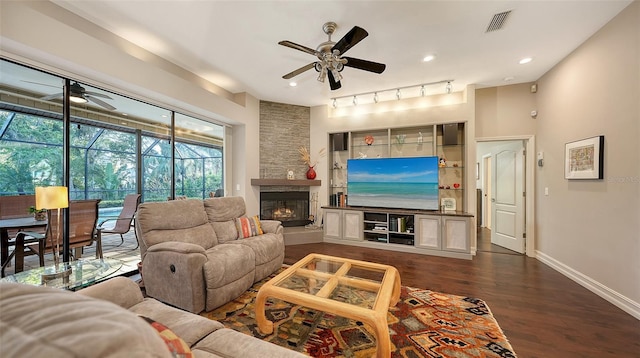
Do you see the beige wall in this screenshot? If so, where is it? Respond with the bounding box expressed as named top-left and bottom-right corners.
top-left (536, 2), bottom-right (639, 306)
top-left (476, 83), bottom-right (537, 139)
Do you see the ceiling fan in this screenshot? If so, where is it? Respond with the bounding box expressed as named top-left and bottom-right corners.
top-left (279, 22), bottom-right (386, 91)
top-left (40, 82), bottom-right (116, 111)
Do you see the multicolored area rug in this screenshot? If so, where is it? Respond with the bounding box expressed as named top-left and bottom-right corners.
top-left (201, 269), bottom-right (516, 358)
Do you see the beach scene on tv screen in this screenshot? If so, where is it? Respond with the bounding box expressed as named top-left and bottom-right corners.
top-left (347, 156), bottom-right (439, 210)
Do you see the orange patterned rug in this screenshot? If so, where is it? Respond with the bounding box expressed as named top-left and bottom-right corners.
top-left (201, 270), bottom-right (516, 357)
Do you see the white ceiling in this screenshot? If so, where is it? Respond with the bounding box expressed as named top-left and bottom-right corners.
top-left (37, 1), bottom-right (635, 108)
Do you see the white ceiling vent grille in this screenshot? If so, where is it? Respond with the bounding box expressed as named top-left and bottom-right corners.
top-left (486, 10), bottom-right (512, 32)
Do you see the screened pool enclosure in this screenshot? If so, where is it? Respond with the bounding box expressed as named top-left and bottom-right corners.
top-left (0, 59), bottom-right (225, 219)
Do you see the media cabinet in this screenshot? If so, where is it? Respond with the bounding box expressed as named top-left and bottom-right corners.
top-left (322, 206), bottom-right (473, 260)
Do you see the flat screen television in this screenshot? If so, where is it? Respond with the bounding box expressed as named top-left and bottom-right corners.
top-left (347, 156), bottom-right (439, 210)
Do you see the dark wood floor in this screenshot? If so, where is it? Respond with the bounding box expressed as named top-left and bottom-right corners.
top-left (476, 227), bottom-right (521, 254)
top-left (284, 243), bottom-right (640, 358)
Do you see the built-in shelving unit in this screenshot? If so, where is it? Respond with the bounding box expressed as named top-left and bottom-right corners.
top-left (324, 122), bottom-right (471, 259)
top-left (323, 206), bottom-right (473, 259)
top-left (328, 122), bottom-right (465, 210)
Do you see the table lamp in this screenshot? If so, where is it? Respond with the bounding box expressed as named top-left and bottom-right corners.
top-left (35, 186), bottom-right (70, 282)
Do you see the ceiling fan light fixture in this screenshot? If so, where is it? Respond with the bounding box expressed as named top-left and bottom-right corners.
top-left (445, 82), bottom-right (452, 94)
top-left (373, 92), bottom-right (379, 103)
top-left (70, 94), bottom-right (87, 104)
top-left (396, 89), bottom-right (401, 100)
top-left (279, 22), bottom-right (385, 90)
top-left (332, 98), bottom-right (337, 108)
top-left (330, 67), bottom-right (342, 82)
top-left (317, 65), bottom-right (327, 82)
top-left (420, 85), bottom-right (426, 97)
top-left (352, 96), bottom-right (358, 106)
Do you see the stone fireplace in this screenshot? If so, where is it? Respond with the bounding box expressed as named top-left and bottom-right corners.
top-left (260, 191), bottom-right (311, 227)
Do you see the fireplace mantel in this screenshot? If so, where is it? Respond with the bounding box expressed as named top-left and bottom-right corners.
top-left (251, 179), bottom-right (321, 186)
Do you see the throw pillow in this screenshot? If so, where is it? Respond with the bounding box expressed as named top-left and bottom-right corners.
top-left (236, 215), bottom-right (264, 239)
top-left (140, 316), bottom-right (193, 357)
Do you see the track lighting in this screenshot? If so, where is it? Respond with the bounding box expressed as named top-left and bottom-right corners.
top-left (329, 79), bottom-right (454, 107)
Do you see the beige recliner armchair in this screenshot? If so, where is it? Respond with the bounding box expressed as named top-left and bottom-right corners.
top-left (135, 197), bottom-right (284, 313)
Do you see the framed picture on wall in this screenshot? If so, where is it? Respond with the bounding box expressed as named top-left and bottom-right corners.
top-left (564, 135), bottom-right (604, 180)
top-left (441, 198), bottom-right (456, 211)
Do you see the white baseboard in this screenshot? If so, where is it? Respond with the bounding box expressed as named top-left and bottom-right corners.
top-left (536, 251), bottom-right (640, 320)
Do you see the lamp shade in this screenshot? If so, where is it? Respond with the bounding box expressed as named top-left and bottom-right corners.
top-left (35, 186), bottom-right (69, 210)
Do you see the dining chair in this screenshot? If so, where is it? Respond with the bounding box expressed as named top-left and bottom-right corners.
top-left (97, 194), bottom-right (141, 245)
top-left (0, 194), bottom-right (38, 238)
top-left (28, 199), bottom-right (103, 262)
top-left (0, 195), bottom-right (48, 277)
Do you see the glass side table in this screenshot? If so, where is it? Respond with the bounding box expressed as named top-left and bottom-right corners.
top-left (0, 258), bottom-right (123, 291)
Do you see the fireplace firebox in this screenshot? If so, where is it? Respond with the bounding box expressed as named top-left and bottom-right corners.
top-left (260, 191), bottom-right (310, 227)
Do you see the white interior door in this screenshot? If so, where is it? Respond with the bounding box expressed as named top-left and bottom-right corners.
top-left (483, 155), bottom-right (492, 229)
top-left (491, 141), bottom-right (525, 253)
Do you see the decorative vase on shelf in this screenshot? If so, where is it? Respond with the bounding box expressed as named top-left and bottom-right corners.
top-left (306, 166), bottom-right (317, 179)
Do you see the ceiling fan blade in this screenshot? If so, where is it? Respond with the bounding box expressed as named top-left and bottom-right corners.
top-left (21, 80), bottom-right (60, 88)
top-left (86, 95), bottom-right (116, 111)
top-left (343, 57), bottom-right (386, 74)
top-left (278, 41), bottom-right (320, 56)
top-left (41, 93), bottom-right (63, 101)
top-left (283, 63), bottom-right (316, 79)
top-left (327, 71), bottom-right (341, 91)
top-left (331, 26), bottom-right (368, 55)
top-left (85, 91), bottom-right (113, 99)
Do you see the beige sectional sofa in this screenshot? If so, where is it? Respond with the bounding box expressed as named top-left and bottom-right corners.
top-left (0, 277), bottom-right (305, 357)
top-left (136, 196), bottom-right (284, 313)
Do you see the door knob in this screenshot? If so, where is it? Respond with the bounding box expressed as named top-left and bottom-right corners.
top-left (491, 198), bottom-right (496, 202)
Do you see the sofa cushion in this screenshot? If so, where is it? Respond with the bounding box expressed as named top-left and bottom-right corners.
top-left (203, 244), bottom-right (255, 288)
top-left (0, 282), bottom-right (172, 358)
top-left (138, 199), bottom-right (218, 249)
top-left (210, 221), bottom-right (238, 243)
top-left (204, 197), bottom-right (246, 222)
top-left (202, 244), bottom-right (255, 310)
top-left (129, 298), bottom-right (224, 347)
top-left (235, 215), bottom-right (263, 238)
top-left (193, 328), bottom-right (306, 358)
top-left (228, 233), bottom-right (283, 267)
top-left (141, 316), bottom-right (193, 357)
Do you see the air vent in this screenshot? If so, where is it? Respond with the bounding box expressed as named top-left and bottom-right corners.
top-left (486, 10), bottom-right (512, 32)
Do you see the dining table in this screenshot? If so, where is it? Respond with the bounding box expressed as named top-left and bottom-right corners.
top-left (0, 216), bottom-right (48, 275)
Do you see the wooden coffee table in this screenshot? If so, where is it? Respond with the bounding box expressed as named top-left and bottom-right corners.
top-left (255, 253), bottom-right (401, 357)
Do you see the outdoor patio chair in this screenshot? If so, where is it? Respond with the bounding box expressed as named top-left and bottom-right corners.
top-left (97, 194), bottom-right (141, 246)
top-left (28, 199), bottom-right (103, 262)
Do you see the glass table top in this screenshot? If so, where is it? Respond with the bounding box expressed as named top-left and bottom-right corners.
top-left (0, 258), bottom-right (123, 291)
top-left (273, 256), bottom-right (391, 310)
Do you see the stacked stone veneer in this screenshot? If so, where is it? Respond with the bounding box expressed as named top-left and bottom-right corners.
top-left (259, 101), bottom-right (310, 192)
